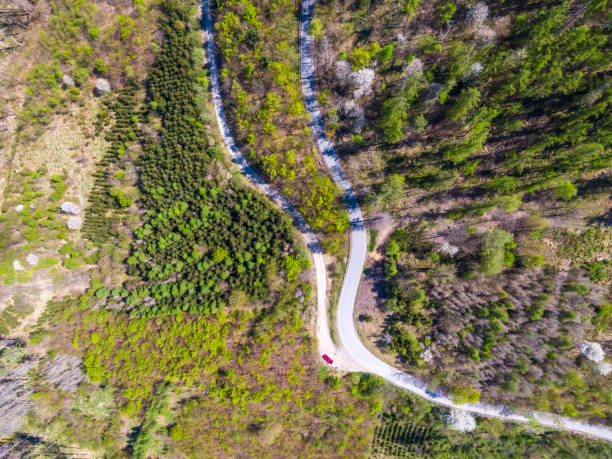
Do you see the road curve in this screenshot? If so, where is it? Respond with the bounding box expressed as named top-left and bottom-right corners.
top-left (298, 0), bottom-right (612, 442)
top-left (201, 0), bottom-right (612, 442)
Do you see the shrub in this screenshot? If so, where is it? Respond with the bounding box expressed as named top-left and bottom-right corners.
top-left (378, 43), bottom-right (395, 63)
top-left (553, 180), bottom-right (577, 201)
top-left (94, 58), bottom-right (107, 74)
top-left (95, 287), bottom-right (110, 299)
top-left (438, 2), bottom-right (456, 24)
top-left (380, 96), bottom-right (406, 143)
top-left (503, 373), bottom-right (520, 393)
top-left (403, 0), bottom-right (420, 16)
top-left (592, 303), bottom-right (611, 332)
top-left (448, 88), bottom-right (481, 122)
top-left (413, 114), bottom-right (428, 133)
top-left (349, 42), bottom-right (381, 70)
top-left (480, 229), bottom-right (515, 275)
top-left (451, 385), bottom-right (480, 404)
top-left (420, 35), bottom-right (442, 55)
top-left (74, 68), bottom-right (89, 86)
top-left (309, 17), bottom-right (324, 40)
top-left (353, 374), bottom-right (380, 398)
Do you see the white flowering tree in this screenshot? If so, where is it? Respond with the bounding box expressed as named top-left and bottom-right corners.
top-left (468, 2), bottom-right (489, 26)
top-left (333, 60), bottom-right (351, 86)
top-left (580, 341), bottom-right (605, 363)
top-left (404, 57), bottom-right (423, 78)
top-left (350, 68), bottom-right (375, 99)
top-left (343, 100), bottom-right (366, 133)
top-left (445, 409), bottom-right (477, 432)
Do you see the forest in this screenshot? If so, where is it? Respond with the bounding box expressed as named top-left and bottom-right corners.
top-left (312, 0), bottom-right (612, 425)
top-left (383, 223), bottom-right (611, 419)
top-left (213, 0), bottom-right (349, 249)
top-left (0, 0), bottom-right (610, 455)
top-left (125, 3), bottom-right (309, 314)
top-left (1, 1), bottom-right (373, 456)
top-left (315, 0), bottom-right (610, 200)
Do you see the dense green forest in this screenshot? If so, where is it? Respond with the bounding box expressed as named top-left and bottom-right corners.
top-left (314, 0), bottom-right (612, 424)
top-left (315, 0), bottom-right (610, 200)
top-left (120, 4), bottom-right (306, 316)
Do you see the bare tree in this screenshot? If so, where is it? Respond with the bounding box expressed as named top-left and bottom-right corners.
top-left (319, 36), bottom-right (334, 71)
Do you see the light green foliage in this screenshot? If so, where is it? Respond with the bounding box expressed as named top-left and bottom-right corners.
top-left (481, 228), bottom-right (515, 276)
top-left (554, 180), bottom-right (577, 201)
top-left (462, 159), bottom-right (479, 178)
top-left (412, 114), bottom-right (427, 133)
top-left (95, 287), bottom-right (109, 299)
top-left (74, 67), bottom-right (89, 86)
top-left (80, 309), bottom-right (232, 400)
top-left (283, 252), bottom-right (310, 282)
top-left (349, 42), bottom-right (381, 70)
top-left (448, 88), bottom-right (481, 122)
top-left (498, 194), bottom-right (522, 212)
top-left (438, 1), bottom-right (456, 24)
top-left (378, 174), bottom-right (405, 209)
top-left (301, 176), bottom-right (349, 233)
top-left (368, 229), bottom-right (378, 252)
top-left (420, 34), bottom-right (442, 55)
top-left (218, 0), bottom-right (348, 235)
top-left (94, 58), bottom-right (107, 74)
top-left (309, 17), bottom-right (324, 40)
top-left (378, 43), bottom-right (395, 64)
top-left (592, 303), bottom-right (611, 332)
top-left (403, 0), bottom-right (420, 16)
top-left (451, 385), bottom-right (480, 404)
top-left (50, 175), bottom-right (68, 202)
top-left (108, 187), bottom-right (131, 207)
top-left (380, 95), bottom-right (407, 143)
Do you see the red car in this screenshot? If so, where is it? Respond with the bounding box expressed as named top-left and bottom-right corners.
top-left (322, 354), bottom-right (333, 365)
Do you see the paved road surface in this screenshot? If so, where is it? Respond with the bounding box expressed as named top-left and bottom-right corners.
top-left (201, 0), bottom-right (612, 441)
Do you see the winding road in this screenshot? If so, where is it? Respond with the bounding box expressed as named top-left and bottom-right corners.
top-left (202, 0), bottom-right (612, 442)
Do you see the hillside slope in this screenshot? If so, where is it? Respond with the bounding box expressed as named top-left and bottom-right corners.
top-left (313, 0), bottom-right (612, 422)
